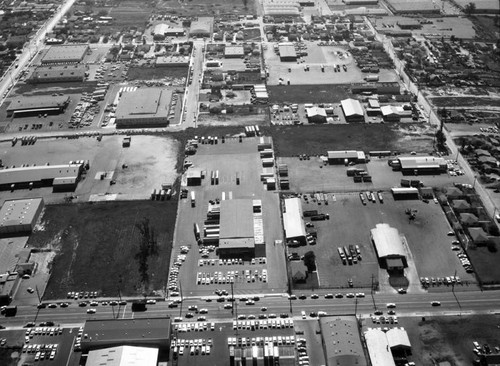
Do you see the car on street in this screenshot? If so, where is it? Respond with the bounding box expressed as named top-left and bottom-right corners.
top-left (261, 307), bottom-right (267, 312)
top-left (386, 303), bottom-right (396, 308)
top-left (146, 299), bottom-right (156, 304)
top-left (48, 303), bottom-right (57, 308)
top-left (299, 294), bottom-right (307, 300)
top-left (346, 293), bottom-right (355, 298)
top-left (199, 308), bottom-right (208, 314)
top-left (86, 308), bottom-right (96, 314)
top-left (355, 293), bottom-right (365, 298)
top-left (335, 293), bottom-right (343, 298)
top-left (324, 294), bottom-right (334, 299)
top-left (431, 301), bottom-right (441, 306)
top-left (223, 304), bottom-right (232, 309)
top-left (311, 294), bottom-right (319, 299)
top-left (397, 288), bottom-right (407, 294)
top-left (185, 313), bottom-right (194, 318)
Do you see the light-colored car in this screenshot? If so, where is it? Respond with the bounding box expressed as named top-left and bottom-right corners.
top-left (86, 308), bottom-right (96, 314)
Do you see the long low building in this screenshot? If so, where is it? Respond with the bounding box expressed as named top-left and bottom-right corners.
top-left (328, 150), bottom-right (366, 165)
top-left (395, 156), bottom-right (447, 175)
top-left (0, 164), bottom-right (82, 191)
top-left (341, 98), bottom-right (365, 122)
top-left (370, 223), bottom-right (407, 270)
top-left (0, 198), bottom-right (44, 235)
top-left (6, 95), bottom-right (70, 117)
top-left (283, 197), bottom-right (306, 245)
top-left (41, 44), bottom-right (89, 64)
top-left (218, 199), bottom-right (256, 259)
top-left (28, 65), bottom-right (87, 84)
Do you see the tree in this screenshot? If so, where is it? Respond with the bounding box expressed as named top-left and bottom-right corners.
top-left (464, 2), bottom-right (476, 16)
top-left (303, 251), bottom-right (316, 272)
top-left (242, 0), bottom-right (248, 9)
top-left (134, 218), bottom-right (159, 291)
top-left (436, 129), bottom-right (446, 149)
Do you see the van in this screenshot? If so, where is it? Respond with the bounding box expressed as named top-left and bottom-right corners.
top-left (190, 346), bottom-right (195, 355)
top-left (301, 311), bottom-right (306, 319)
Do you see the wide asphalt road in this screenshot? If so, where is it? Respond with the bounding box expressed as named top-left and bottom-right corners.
top-left (2, 289), bottom-right (499, 329)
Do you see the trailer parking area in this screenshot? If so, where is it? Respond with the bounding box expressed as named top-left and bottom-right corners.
top-left (171, 137), bottom-right (287, 298)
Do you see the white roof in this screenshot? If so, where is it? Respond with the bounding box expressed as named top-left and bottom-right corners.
top-left (86, 346), bottom-right (158, 366)
top-left (306, 107), bottom-right (327, 117)
top-left (341, 98), bottom-right (364, 117)
top-left (364, 328), bottom-right (396, 366)
top-left (370, 223), bottom-right (405, 258)
top-left (283, 197), bottom-right (306, 240)
top-left (380, 105), bottom-right (397, 116)
top-left (386, 328), bottom-right (411, 349)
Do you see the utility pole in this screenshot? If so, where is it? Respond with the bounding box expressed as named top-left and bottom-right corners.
top-left (179, 281), bottom-right (184, 318)
top-left (230, 282), bottom-right (234, 316)
top-left (35, 285), bottom-right (42, 304)
top-left (451, 269), bottom-right (462, 316)
top-left (354, 297), bottom-right (358, 319)
top-left (370, 274), bottom-right (377, 311)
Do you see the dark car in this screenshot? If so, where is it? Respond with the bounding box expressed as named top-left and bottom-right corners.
top-left (185, 313), bottom-right (194, 318)
top-left (216, 297), bottom-right (225, 302)
top-left (279, 313), bottom-right (289, 318)
top-left (309, 312), bottom-right (317, 317)
top-left (78, 302), bottom-right (88, 307)
top-left (37, 303), bottom-right (47, 309)
top-left (299, 294), bottom-right (307, 300)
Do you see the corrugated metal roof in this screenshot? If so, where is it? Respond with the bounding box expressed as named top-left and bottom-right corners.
top-left (341, 98), bottom-right (364, 117)
top-left (283, 197), bottom-right (306, 240)
top-left (219, 199), bottom-right (255, 239)
top-left (370, 223), bottom-right (406, 258)
top-left (398, 156), bottom-right (446, 170)
top-left (321, 316), bottom-right (367, 366)
top-left (0, 198), bottom-right (43, 227)
top-left (386, 327), bottom-right (411, 349)
top-left (87, 346), bottom-right (158, 366)
top-left (0, 164), bottom-right (81, 186)
top-left (278, 44), bottom-right (297, 58)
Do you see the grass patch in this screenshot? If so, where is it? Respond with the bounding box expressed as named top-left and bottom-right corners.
top-left (267, 84), bottom-right (351, 104)
top-left (429, 96), bottom-right (499, 108)
top-left (29, 201), bottom-right (177, 299)
top-left (0, 348), bottom-right (21, 366)
top-left (267, 124), bottom-right (398, 156)
top-left (127, 66), bottom-right (188, 81)
top-left (468, 245), bottom-right (500, 286)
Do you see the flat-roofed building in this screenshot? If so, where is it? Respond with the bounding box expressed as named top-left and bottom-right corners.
top-left (0, 164), bottom-right (82, 191)
top-left (81, 318), bottom-right (171, 353)
top-left (386, 327), bottom-right (411, 353)
top-left (115, 88), bottom-right (171, 128)
top-left (189, 17), bottom-right (213, 37)
top-left (28, 65), bottom-right (86, 83)
top-left (341, 98), bottom-right (365, 122)
top-left (386, 0), bottom-right (440, 13)
top-left (370, 223), bottom-right (407, 270)
top-left (219, 199), bottom-right (256, 259)
top-left (225, 45), bottom-right (245, 58)
top-left (155, 56), bottom-right (190, 67)
top-left (320, 316), bottom-right (367, 366)
top-left (396, 156), bottom-right (447, 175)
top-left (283, 197), bottom-right (306, 245)
top-left (87, 346), bottom-right (158, 366)
top-left (306, 107), bottom-right (327, 124)
top-left (6, 95), bottom-right (70, 117)
top-left (328, 150), bottom-right (366, 165)
top-left (278, 43), bottom-right (297, 61)
top-left (41, 44), bottom-right (89, 64)
top-left (365, 328), bottom-right (396, 366)
top-left (0, 198), bottom-right (44, 235)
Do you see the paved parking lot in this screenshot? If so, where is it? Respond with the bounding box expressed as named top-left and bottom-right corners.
top-left (172, 137), bottom-right (287, 298)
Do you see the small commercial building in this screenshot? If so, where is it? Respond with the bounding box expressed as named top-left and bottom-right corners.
top-left (81, 318), bottom-right (171, 353)
top-left (395, 156), bottom-right (447, 175)
top-left (189, 17), bottom-right (213, 38)
top-left (380, 105), bottom-right (401, 122)
top-left (364, 328), bottom-right (397, 366)
top-left (328, 150), bottom-right (366, 165)
top-left (186, 169), bottom-right (202, 186)
top-left (6, 95), bottom-right (70, 117)
top-left (370, 223), bottom-right (407, 270)
top-left (391, 187), bottom-right (419, 200)
top-left (320, 316), bottom-right (367, 366)
top-left (115, 88), bottom-right (171, 128)
top-left (290, 261), bottom-right (308, 283)
top-left (278, 43), bottom-right (297, 62)
top-left (306, 107), bottom-right (327, 124)
top-left (41, 44), bottom-right (89, 64)
top-left (341, 98), bottom-right (365, 122)
top-left (28, 65), bottom-right (86, 83)
top-left (386, 327), bottom-right (412, 354)
top-left (86, 346), bottom-right (158, 366)
top-left (283, 197), bottom-right (306, 245)
top-left (155, 56), bottom-right (190, 67)
top-left (0, 198), bottom-right (44, 235)
top-left (225, 45), bottom-right (245, 58)
top-left (153, 23), bottom-right (185, 37)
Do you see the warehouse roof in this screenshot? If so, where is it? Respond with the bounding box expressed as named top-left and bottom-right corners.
top-left (283, 197), bottom-right (306, 240)
top-left (0, 164), bottom-right (81, 186)
top-left (386, 327), bottom-right (411, 349)
top-left (341, 98), bottom-right (364, 117)
top-left (42, 44), bottom-right (88, 63)
top-left (153, 23), bottom-right (169, 35)
top-left (219, 199), bottom-right (255, 240)
top-left (306, 107), bottom-right (327, 118)
top-left (190, 17), bottom-right (213, 35)
top-left (87, 346), bottom-right (158, 366)
top-left (370, 223), bottom-right (406, 258)
top-left (320, 316), bottom-right (367, 366)
top-left (6, 95), bottom-right (70, 113)
top-left (0, 198), bottom-right (44, 229)
top-left (156, 56), bottom-right (189, 65)
top-left (82, 318), bottom-right (170, 345)
top-left (225, 45), bottom-right (244, 56)
top-left (30, 65), bottom-right (86, 80)
top-left (397, 156), bottom-right (446, 170)
top-left (116, 88), bottom-right (170, 120)
top-left (364, 328), bottom-right (396, 366)
top-left (328, 150), bottom-right (365, 160)
top-left (278, 43), bottom-right (297, 58)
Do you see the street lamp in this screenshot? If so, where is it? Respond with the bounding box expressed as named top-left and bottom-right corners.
top-left (473, 175), bottom-right (478, 189)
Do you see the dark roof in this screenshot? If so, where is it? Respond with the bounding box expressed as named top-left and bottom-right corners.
top-left (459, 213), bottom-right (478, 225)
top-left (469, 227), bottom-right (489, 242)
top-left (452, 199), bottom-right (471, 210)
top-left (6, 95), bottom-right (70, 112)
top-left (219, 199), bottom-right (254, 240)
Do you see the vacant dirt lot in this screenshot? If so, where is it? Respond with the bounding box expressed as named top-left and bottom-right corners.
top-left (157, 0), bottom-right (256, 16)
top-left (28, 200), bottom-right (177, 299)
top-left (267, 84), bottom-right (351, 104)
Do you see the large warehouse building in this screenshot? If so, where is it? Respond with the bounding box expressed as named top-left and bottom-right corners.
top-left (81, 318), bottom-right (171, 353)
top-left (218, 199), bottom-right (265, 259)
top-left (394, 156), bottom-right (447, 175)
top-left (370, 223), bottom-right (407, 270)
top-left (283, 197), bottom-right (306, 245)
top-left (341, 98), bottom-right (365, 122)
top-left (6, 95), bottom-right (70, 117)
top-left (28, 65), bottom-right (86, 84)
top-left (0, 198), bottom-right (44, 235)
top-left (86, 346), bottom-right (158, 366)
top-left (0, 164), bottom-right (83, 191)
top-left (365, 327), bottom-right (412, 366)
top-left (115, 88), bottom-right (171, 128)
top-left (328, 150), bottom-right (366, 165)
top-left (41, 44), bottom-right (89, 64)
top-left (189, 17), bottom-right (213, 37)
top-left (278, 43), bottom-right (297, 62)
top-left (320, 316), bottom-right (367, 366)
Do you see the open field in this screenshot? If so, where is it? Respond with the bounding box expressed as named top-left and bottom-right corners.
top-left (27, 200), bottom-right (176, 299)
top-left (267, 84), bottom-right (351, 104)
top-left (172, 137), bottom-right (287, 297)
top-left (268, 124), bottom-right (435, 157)
top-left (467, 245), bottom-right (500, 286)
top-left (127, 66), bottom-right (188, 81)
top-left (429, 96), bottom-right (500, 108)
top-left (0, 135), bottom-right (180, 204)
top-left (400, 315), bottom-right (500, 366)
top-left (157, 0), bottom-right (257, 16)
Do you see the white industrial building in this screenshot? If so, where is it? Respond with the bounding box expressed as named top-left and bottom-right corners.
top-left (0, 198), bottom-right (44, 235)
top-left (283, 197), bottom-right (306, 244)
top-left (86, 346), bottom-right (158, 366)
top-left (365, 328), bottom-right (396, 366)
top-left (370, 223), bottom-right (407, 270)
